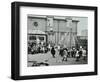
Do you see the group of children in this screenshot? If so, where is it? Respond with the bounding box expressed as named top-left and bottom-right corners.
top-left (50, 46), bottom-right (87, 62)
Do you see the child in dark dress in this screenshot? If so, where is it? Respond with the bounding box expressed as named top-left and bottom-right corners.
top-left (51, 47), bottom-right (56, 58)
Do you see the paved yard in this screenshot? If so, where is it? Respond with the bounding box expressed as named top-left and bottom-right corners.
top-left (27, 51), bottom-right (87, 67)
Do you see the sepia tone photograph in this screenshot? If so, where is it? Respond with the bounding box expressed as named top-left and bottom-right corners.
top-left (27, 15), bottom-right (88, 67)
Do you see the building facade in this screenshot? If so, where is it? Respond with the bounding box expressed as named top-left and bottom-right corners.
top-left (27, 15), bottom-right (79, 48)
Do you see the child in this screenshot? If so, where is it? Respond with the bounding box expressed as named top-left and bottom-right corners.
top-left (82, 49), bottom-right (87, 60)
top-left (62, 50), bottom-right (68, 61)
top-left (51, 47), bottom-right (56, 58)
top-left (76, 49), bottom-right (80, 61)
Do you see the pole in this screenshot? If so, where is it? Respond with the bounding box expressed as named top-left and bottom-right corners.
top-left (57, 20), bottom-right (59, 45)
top-left (70, 28), bottom-right (72, 49)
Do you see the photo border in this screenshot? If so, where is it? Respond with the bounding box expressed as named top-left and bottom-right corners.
top-left (11, 1), bottom-right (98, 80)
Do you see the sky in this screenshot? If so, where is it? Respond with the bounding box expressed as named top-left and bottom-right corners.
top-left (74, 17), bottom-right (88, 36)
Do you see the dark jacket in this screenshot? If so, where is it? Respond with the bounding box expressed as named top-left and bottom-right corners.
top-left (51, 48), bottom-right (55, 55)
